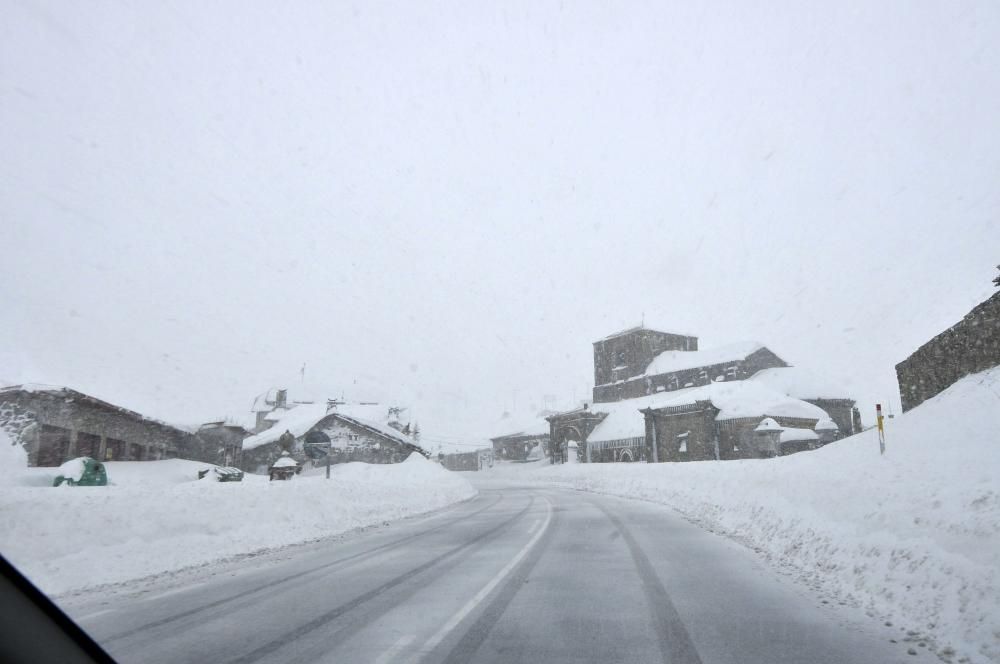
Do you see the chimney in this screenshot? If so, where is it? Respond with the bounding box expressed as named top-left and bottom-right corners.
top-left (275, 389), bottom-right (287, 409)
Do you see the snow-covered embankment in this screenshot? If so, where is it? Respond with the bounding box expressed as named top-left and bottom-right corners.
top-left (0, 451), bottom-right (476, 597)
top-left (518, 367), bottom-right (1000, 664)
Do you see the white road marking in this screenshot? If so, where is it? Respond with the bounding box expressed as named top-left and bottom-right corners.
top-left (526, 518), bottom-right (541, 535)
top-left (416, 498), bottom-right (553, 659)
top-left (141, 582), bottom-right (206, 602)
top-left (77, 608), bottom-right (113, 621)
top-left (373, 634), bottom-right (415, 664)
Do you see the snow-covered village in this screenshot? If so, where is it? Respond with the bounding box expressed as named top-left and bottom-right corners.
top-left (2, 3), bottom-right (999, 664)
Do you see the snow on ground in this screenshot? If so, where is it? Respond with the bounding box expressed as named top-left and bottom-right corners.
top-left (495, 367), bottom-right (1000, 664)
top-left (0, 451), bottom-right (475, 597)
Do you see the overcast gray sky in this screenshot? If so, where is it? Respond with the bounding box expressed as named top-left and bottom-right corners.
top-left (2, 1), bottom-right (998, 449)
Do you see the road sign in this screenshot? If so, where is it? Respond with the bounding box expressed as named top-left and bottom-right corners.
top-left (304, 443), bottom-right (330, 460)
top-left (304, 430), bottom-right (332, 461)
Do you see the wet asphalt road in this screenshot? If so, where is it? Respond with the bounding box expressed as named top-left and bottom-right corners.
top-left (66, 478), bottom-right (914, 664)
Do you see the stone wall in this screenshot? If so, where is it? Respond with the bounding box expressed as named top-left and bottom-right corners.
top-left (644, 403), bottom-right (719, 462)
top-left (490, 433), bottom-right (547, 461)
top-left (593, 329), bottom-right (697, 387)
top-left (0, 388), bottom-right (195, 466)
top-left (896, 290), bottom-right (1000, 412)
top-left (195, 424), bottom-right (247, 467)
top-left (593, 346), bottom-right (787, 403)
top-left (717, 415), bottom-right (821, 459)
top-left (440, 451), bottom-right (480, 471)
top-left (644, 404), bottom-right (823, 463)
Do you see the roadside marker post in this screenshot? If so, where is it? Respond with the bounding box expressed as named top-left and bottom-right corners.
top-left (876, 403), bottom-right (886, 455)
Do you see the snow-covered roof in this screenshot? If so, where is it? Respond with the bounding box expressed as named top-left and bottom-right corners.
top-left (755, 417), bottom-right (783, 432)
top-left (814, 417), bottom-right (839, 431)
top-left (251, 388), bottom-right (286, 413)
top-left (585, 381), bottom-right (830, 443)
top-left (272, 455), bottom-right (298, 468)
top-left (643, 341), bottom-right (766, 377)
top-left (0, 383), bottom-right (66, 394)
top-left (242, 401), bottom-right (417, 452)
top-left (491, 411), bottom-right (553, 439)
top-left (779, 427), bottom-right (818, 443)
top-left (333, 411), bottom-right (414, 447)
top-left (749, 366), bottom-right (852, 401)
top-left (242, 403), bottom-right (331, 450)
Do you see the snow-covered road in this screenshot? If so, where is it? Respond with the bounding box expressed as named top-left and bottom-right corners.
top-left (64, 479), bottom-right (914, 664)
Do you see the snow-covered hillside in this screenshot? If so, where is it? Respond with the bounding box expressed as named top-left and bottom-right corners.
top-left (0, 453), bottom-right (476, 597)
top-left (508, 366), bottom-right (1000, 664)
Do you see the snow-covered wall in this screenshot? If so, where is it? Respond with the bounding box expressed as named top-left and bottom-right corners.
top-left (514, 366), bottom-right (1000, 664)
top-left (0, 454), bottom-right (476, 597)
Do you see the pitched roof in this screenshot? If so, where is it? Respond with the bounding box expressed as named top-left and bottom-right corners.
top-left (585, 381), bottom-right (829, 443)
top-left (0, 384), bottom-right (194, 435)
top-left (241, 401), bottom-right (421, 452)
top-left (242, 403), bottom-right (330, 450)
top-left (644, 341), bottom-right (766, 377)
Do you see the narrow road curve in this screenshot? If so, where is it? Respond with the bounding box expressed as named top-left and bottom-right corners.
top-left (67, 479), bottom-right (915, 664)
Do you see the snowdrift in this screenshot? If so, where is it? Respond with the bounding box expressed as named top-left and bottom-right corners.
top-left (517, 367), bottom-right (1000, 664)
top-left (0, 453), bottom-right (475, 596)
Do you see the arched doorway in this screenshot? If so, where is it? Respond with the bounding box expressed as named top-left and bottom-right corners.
top-left (618, 448), bottom-right (634, 462)
top-left (553, 426), bottom-right (583, 463)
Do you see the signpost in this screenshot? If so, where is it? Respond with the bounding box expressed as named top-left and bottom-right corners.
top-left (304, 430), bottom-right (332, 479)
top-left (875, 404), bottom-right (886, 455)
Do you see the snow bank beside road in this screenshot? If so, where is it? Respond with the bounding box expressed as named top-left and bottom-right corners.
top-left (514, 367), bottom-right (1000, 664)
top-left (0, 453), bottom-right (475, 597)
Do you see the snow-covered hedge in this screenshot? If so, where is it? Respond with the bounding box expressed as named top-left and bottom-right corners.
top-left (0, 453), bottom-right (475, 596)
top-left (516, 367), bottom-right (1000, 664)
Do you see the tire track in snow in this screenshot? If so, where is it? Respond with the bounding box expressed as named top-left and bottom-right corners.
top-left (101, 492), bottom-right (504, 644)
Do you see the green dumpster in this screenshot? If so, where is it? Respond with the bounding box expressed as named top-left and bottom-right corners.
top-left (53, 457), bottom-right (108, 487)
top-left (197, 466), bottom-right (244, 482)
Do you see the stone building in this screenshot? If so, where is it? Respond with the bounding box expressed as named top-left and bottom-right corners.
top-left (592, 330), bottom-right (787, 403)
top-left (896, 289), bottom-right (1000, 412)
top-left (240, 399), bottom-right (427, 473)
top-left (195, 421), bottom-right (250, 468)
top-left (639, 384), bottom-right (832, 462)
top-left (489, 411), bottom-right (552, 461)
top-left (0, 384), bottom-right (199, 466)
top-left (547, 325), bottom-right (858, 463)
top-left (440, 449), bottom-right (493, 472)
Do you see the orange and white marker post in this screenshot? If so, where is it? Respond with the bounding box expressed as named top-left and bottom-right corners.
top-left (875, 403), bottom-right (886, 455)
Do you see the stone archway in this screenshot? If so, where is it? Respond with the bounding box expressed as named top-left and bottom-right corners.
top-left (553, 425), bottom-right (583, 463)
